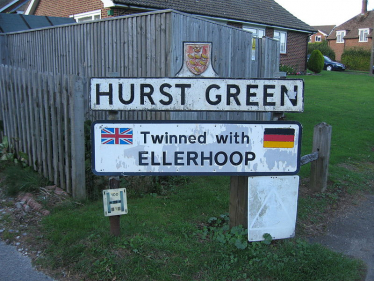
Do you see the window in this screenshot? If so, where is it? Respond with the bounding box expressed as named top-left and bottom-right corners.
top-left (70, 10), bottom-right (101, 23)
top-left (359, 28), bottom-right (369, 42)
top-left (315, 35), bottom-right (322, 42)
top-left (243, 27), bottom-right (265, 38)
top-left (336, 30), bottom-right (346, 43)
top-left (274, 30), bottom-right (287, 54)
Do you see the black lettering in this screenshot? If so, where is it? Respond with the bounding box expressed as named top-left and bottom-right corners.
top-left (169, 134), bottom-right (178, 144)
top-left (140, 131), bottom-right (150, 143)
top-left (175, 151), bottom-right (184, 166)
top-left (246, 85), bottom-right (259, 106)
top-left (198, 132), bottom-right (206, 144)
top-left (96, 83), bottom-right (112, 105)
top-left (206, 84), bottom-right (221, 105)
top-left (215, 151), bottom-right (228, 166)
top-left (175, 84), bottom-right (191, 105)
top-left (245, 152), bottom-right (256, 165)
top-left (233, 132), bottom-right (240, 144)
top-left (118, 83), bottom-right (134, 104)
top-left (188, 135), bottom-right (196, 143)
top-left (241, 132), bottom-right (250, 144)
top-left (151, 134), bottom-right (164, 144)
top-left (201, 151), bottom-right (213, 165)
top-left (187, 151), bottom-right (198, 165)
top-left (139, 151), bottom-right (148, 165)
top-left (151, 151), bottom-right (160, 165)
top-left (230, 151), bottom-right (243, 165)
top-left (162, 151), bottom-right (172, 165)
top-left (179, 135), bottom-right (188, 143)
top-left (226, 85), bottom-right (241, 105)
top-left (140, 84), bottom-right (155, 105)
top-left (159, 83), bottom-right (173, 105)
top-left (281, 85), bottom-right (298, 107)
top-left (216, 134), bottom-right (228, 144)
top-left (264, 85), bottom-right (276, 106)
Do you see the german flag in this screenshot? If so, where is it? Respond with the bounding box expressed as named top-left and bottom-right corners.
top-left (263, 128), bottom-right (295, 148)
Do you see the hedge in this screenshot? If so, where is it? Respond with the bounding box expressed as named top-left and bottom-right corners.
top-left (341, 48), bottom-right (371, 71)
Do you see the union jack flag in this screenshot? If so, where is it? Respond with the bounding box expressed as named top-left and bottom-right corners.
top-left (101, 128), bottom-right (133, 145)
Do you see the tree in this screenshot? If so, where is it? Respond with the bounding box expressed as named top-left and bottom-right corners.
top-left (308, 50), bottom-right (324, 73)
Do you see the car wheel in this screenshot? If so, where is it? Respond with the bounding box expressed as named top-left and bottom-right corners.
top-left (326, 65), bottom-right (333, 71)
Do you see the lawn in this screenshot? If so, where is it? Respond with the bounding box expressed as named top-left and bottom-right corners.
top-left (1, 70), bottom-right (373, 281)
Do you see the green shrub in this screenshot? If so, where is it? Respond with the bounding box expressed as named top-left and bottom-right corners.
top-left (308, 40), bottom-right (335, 60)
top-left (307, 50), bottom-right (324, 73)
top-left (341, 47), bottom-right (371, 71)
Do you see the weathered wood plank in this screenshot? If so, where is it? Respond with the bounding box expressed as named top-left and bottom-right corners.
top-left (310, 123), bottom-right (332, 192)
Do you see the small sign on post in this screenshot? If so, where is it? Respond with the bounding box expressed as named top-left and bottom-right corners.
top-left (103, 188), bottom-right (128, 216)
top-left (248, 176), bottom-right (299, 242)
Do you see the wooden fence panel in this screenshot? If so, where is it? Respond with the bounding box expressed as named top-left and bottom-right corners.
top-left (0, 65), bottom-right (85, 198)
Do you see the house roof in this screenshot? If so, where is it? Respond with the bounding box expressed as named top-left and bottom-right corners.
top-left (0, 0), bottom-right (30, 13)
top-left (0, 13), bottom-right (75, 33)
top-left (327, 10), bottom-right (374, 40)
top-left (111, 0), bottom-right (315, 32)
top-left (311, 25), bottom-right (335, 36)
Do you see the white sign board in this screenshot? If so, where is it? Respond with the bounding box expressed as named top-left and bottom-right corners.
top-left (91, 121), bottom-right (302, 176)
top-left (103, 188), bottom-right (128, 216)
top-left (90, 78), bottom-right (304, 112)
top-left (248, 176), bottom-right (299, 242)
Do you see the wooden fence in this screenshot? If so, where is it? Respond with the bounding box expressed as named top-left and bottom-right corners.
top-left (0, 10), bottom-right (282, 198)
top-left (0, 65), bottom-right (86, 198)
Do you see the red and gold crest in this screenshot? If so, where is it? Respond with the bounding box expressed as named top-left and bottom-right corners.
top-left (185, 43), bottom-right (211, 75)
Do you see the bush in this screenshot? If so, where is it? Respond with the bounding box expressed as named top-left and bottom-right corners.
top-left (279, 64), bottom-right (302, 75)
top-left (308, 50), bottom-right (324, 73)
top-left (341, 47), bottom-right (371, 71)
top-left (308, 41), bottom-right (335, 60)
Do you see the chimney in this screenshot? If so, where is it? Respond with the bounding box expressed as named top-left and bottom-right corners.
top-left (362, 0), bottom-right (368, 14)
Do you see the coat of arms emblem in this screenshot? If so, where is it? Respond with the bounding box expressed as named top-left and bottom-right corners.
top-left (185, 43), bottom-right (211, 75)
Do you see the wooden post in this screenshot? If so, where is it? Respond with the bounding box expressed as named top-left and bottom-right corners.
top-left (108, 110), bottom-right (121, 236)
top-left (109, 176), bottom-right (121, 236)
top-left (229, 176), bottom-right (248, 228)
top-left (310, 122), bottom-right (332, 192)
top-left (70, 76), bottom-right (86, 199)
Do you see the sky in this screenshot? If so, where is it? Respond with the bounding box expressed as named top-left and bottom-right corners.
top-left (274, 0), bottom-right (374, 26)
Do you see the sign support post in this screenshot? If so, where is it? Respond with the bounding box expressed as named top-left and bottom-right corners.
top-left (108, 110), bottom-right (121, 236)
top-left (229, 176), bottom-right (248, 228)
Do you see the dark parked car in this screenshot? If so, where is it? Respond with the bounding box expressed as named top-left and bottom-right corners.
top-left (307, 54), bottom-right (346, 71)
top-left (323, 56), bottom-right (345, 71)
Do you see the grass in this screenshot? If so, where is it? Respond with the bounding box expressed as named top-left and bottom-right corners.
top-left (37, 176), bottom-right (365, 281)
top-left (1, 70), bottom-right (373, 280)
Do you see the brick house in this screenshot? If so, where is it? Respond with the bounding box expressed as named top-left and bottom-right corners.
top-left (25, 0), bottom-right (315, 72)
top-left (309, 25), bottom-right (335, 43)
top-left (327, 0), bottom-right (373, 61)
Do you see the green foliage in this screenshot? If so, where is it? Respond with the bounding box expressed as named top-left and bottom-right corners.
top-left (307, 49), bottom-right (324, 73)
top-left (37, 197), bottom-right (366, 281)
top-left (341, 47), bottom-right (371, 71)
top-left (0, 136), bottom-right (29, 167)
top-left (0, 136), bottom-right (14, 161)
top-left (308, 40), bottom-right (335, 60)
top-left (279, 64), bottom-right (302, 75)
top-left (3, 165), bottom-right (50, 196)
